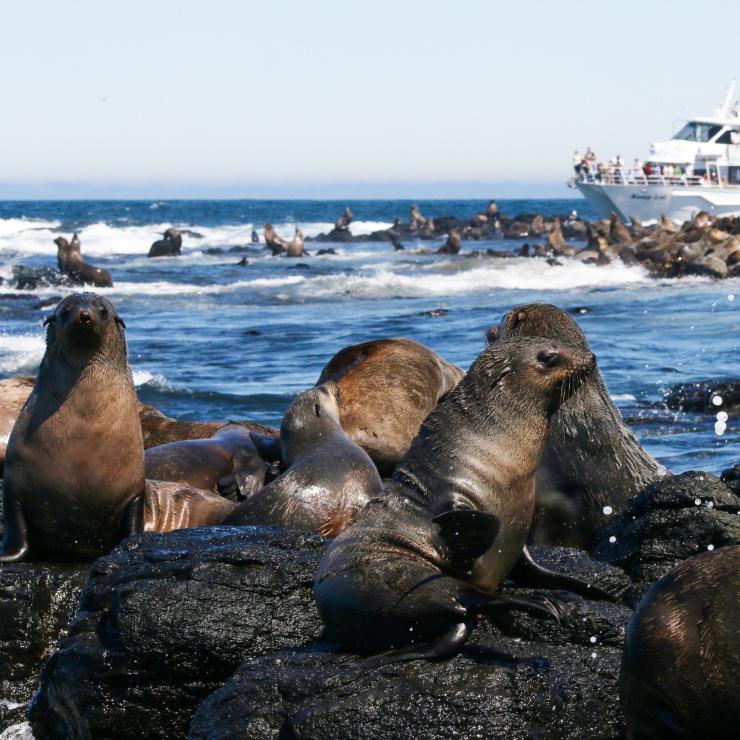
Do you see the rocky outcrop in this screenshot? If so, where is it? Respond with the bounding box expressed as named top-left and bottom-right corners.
top-left (663, 379), bottom-right (740, 414)
top-left (594, 470), bottom-right (740, 603)
top-left (29, 526), bottom-right (325, 740)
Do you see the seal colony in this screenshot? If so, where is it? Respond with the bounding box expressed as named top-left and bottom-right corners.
top-left (0, 292), bottom-right (737, 737)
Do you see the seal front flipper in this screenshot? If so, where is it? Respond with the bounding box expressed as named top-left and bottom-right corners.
top-left (0, 493), bottom-right (30, 562)
top-left (361, 621), bottom-right (472, 669)
top-left (122, 496), bottom-right (144, 536)
top-left (249, 432), bottom-right (282, 464)
top-left (511, 545), bottom-right (616, 601)
top-left (433, 509), bottom-right (500, 571)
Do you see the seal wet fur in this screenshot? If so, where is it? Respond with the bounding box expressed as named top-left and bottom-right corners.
top-left (1, 293), bottom-right (145, 561)
top-left (315, 336), bottom-right (609, 662)
top-left (489, 303), bottom-right (665, 549)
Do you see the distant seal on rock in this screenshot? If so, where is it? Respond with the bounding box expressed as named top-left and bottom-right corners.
top-left (316, 337), bottom-right (610, 659)
top-left (148, 228), bottom-right (182, 258)
top-left (409, 204), bottom-right (426, 230)
top-left (143, 480), bottom-right (236, 531)
top-left (263, 224), bottom-right (288, 255)
top-left (0, 376), bottom-right (35, 471)
top-left (335, 207), bottom-right (353, 231)
top-left (286, 228), bottom-right (306, 257)
top-left (144, 423), bottom-right (270, 499)
top-left (224, 383), bottom-right (382, 536)
top-left (316, 338), bottom-right (464, 475)
top-left (620, 545), bottom-right (740, 740)
top-left (1, 293), bottom-right (145, 561)
top-left (488, 303), bottom-right (664, 549)
top-left (437, 229), bottom-right (462, 254)
top-left (54, 234), bottom-right (113, 287)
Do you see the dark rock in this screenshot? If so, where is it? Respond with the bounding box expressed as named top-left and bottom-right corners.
top-left (288, 263), bottom-right (311, 270)
top-left (315, 248), bottom-right (337, 256)
top-left (421, 308), bottom-right (449, 317)
top-left (663, 379), bottom-right (740, 413)
top-left (721, 464), bottom-right (740, 491)
top-left (237, 258), bottom-right (250, 266)
top-left (204, 247), bottom-right (225, 255)
top-left (594, 471), bottom-right (740, 602)
top-left (29, 526), bottom-right (325, 740)
top-left (0, 562), bottom-right (87, 734)
top-left (243, 329), bottom-right (261, 336)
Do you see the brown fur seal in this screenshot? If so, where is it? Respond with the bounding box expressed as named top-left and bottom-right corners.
top-left (54, 234), bottom-right (113, 287)
top-left (620, 545), bottom-right (740, 740)
top-left (1, 293), bottom-right (145, 561)
top-left (148, 228), bottom-right (183, 258)
top-left (316, 337), bottom-right (612, 660)
top-left (224, 383), bottom-right (382, 536)
top-left (286, 228), bottom-right (306, 257)
top-left (409, 204), bottom-right (426, 230)
top-left (143, 480), bottom-right (236, 532)
top-left (0, 376), bottom-right (35, 471)
top-left (335, 207), bottom-right (353, 231)
top-left (316, 338), bottom-right (464, 476)
top-left (488, 303), bottom-right (665, 549)
top-left (437, 229), bottom-right (462, 254)
top-left (144, 423), bottom-right (270, 499)
top-left (263, 224), bottom-right (288, 255)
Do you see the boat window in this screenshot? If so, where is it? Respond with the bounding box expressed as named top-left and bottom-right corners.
top-left (673, 122), bottom-right (722, 142)
top-left (729, 167), bottom-right (740, 185)
top-left (715, 128), bottom-right (740, 144)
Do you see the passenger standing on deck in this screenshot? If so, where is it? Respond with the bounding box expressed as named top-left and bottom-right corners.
top-left (573, 150), bottom-right (582, 176)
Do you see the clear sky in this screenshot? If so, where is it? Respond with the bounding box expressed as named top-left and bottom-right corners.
top-left (1, 0), bottom-right (739, 198)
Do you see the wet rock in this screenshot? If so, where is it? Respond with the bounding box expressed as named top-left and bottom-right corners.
top-left (594, 471), bottom-right (740, 602)
top-left (721, 464), bottom-right (740, 491)
top-left (663, 379), bottom-right (740, 413)
top-left (0, 562), bottom-right (87, 734)
top-left (29, 526), bottom-right (325, 740)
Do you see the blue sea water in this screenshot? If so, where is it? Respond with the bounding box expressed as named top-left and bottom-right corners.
top-left (0, 198), bottom-right (737, 475)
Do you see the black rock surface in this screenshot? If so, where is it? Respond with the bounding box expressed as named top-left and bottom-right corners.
top-left (663, 379), bottom-right (740, 413)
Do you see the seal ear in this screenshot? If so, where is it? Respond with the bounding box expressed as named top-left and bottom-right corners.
top-left (485, 326), bottom-right (500, 344)
top-left (115, 316), bottom-right (127, 329)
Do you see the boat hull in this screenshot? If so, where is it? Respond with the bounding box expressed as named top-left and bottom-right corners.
top-left (576, 181), bottom-right (740, 224)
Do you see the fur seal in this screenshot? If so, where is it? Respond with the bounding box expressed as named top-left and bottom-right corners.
top-left (54, 234), bottom-right (113, 287)
top-left (335, 207), bottom-right (353, 231)
top-left (144, 423), bottom-right (270, 499)
top-left (143, 480), bottom-right (236, 532)
top-left (488, 303), bottom-right (664, 549)
top-left (437, 229), bottom-right (462, 254)
top-left (409, 204), bottom-right (426, 230)
top-left (286, 228), bottom-right (306, 258)
top-left (263, 224), bottom-right (288, 255)
top-left (315, 337), bottom-right (610, 659)
top-left (620, 546), bottom-right (740, 740)
top-left (224, 383), bottom-right (382, 536)
top-left (316, 338), bottom-right (464, 476)
top-left (148, 228), bottom-right (182, 258)
top-left (0, 376), bottom-right (35, 471)
top-left (251, 229), bottom-right (260, 243)
top-left (1, 293), bottom-right (145, 561)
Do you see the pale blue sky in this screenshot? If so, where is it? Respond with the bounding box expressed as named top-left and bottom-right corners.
top-left (1, 0), bottom-right (739, 197)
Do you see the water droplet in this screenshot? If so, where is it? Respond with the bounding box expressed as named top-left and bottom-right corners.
top-left (589, 636), bottom-right (597, 644)
top-left (715, 420), bottom-right (727, 436)
top-left (591, 652), bottom-right (597, 659)
top-left (609, 535), bottom-right (617, 544)
top-left (716, 411), bottom-right (728, 422)
top-left (602, 506), bottom-right (613, 516)
top-left (695, 498), bottom-right (702, 506)
top-left (729, 294), bottom-right (735, 302)
top-left (707, 544), bottom-right (715, 551)
top-left (707, 501), bottom-right (714, 509)
top-left (712, 395), bottom-right (723, 406)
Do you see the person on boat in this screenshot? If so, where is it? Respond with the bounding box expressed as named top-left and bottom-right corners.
top-left (643, 162), bottom-right (653, 178)
top-left (572, 150), bottom-right (582, 176)
top-left (633, 159), bottom-right (643, 182)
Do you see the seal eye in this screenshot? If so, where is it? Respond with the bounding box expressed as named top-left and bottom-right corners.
top-left (100, 308), bottom-right (109, 320)
top-left (537, 349), bottom-right (561, 369)
top-left (61, 308), bottom-right (70, 321)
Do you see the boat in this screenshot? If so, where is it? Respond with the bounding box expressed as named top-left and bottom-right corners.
top-left (570, 81), bottom-right (740, 224)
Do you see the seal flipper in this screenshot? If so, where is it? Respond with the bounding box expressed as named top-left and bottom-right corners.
top-left (249, 432), bottom-right (282, 464)
top-left (511, 545), bottom-right (616, 602)
top-left (0, 493), bottom-right (30, 562)
top-left (123, 495), bottom-right (144, 536)
top-left (361, 621), bottom-right (472, 669)
top-left (433, 509), bottom-right (500, 571)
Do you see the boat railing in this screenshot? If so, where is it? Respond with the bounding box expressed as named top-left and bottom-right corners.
top-left (579, 168), bottom-right (706, 187)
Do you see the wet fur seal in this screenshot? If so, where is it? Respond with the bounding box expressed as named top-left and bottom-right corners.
top-left (54, 234), bottom-right (113, 287)
top-left (437, 229), bottom-right (462, 254)
top-left (316, 338), bottom-right (464, 476)
top-left (1, 293), bottom-right (145, 561)
top-left (224, 383), bottom-right (382, 536)
top-left (143, 480), bottom-right (236, 532)
top-left (144, 423), bottom-right (270, 499)
top-left (263, 224), bottom-right (288, 255)
top-left (148, 228), bottom-right (183, 258)
top-left (0, 376), bottom-right (35, 472)
top-left (286, 228), bottom-right (306, 258)
top-left (315, 337), bottom-right (611, 660)
top-left (620, 545), bottom-right (740, 740)
top-left (488, 303), bottom-right (664, 549)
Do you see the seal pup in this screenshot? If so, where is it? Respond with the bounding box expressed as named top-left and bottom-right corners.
top-left (263, 224), bottom-right (288, 255)
top-left (148, 228), bottom-right (182, 258)
top-left (620, 546), bottom-right (740, 740)
top-left (0, 376), bottom-right (35, 471)
top-left (54, 234), bottom-right (113, 287)
top-left (488, 303), bottom-right (664, 549)
top-left (1, 293), bottom-right (145, 561)
top-left (315, 337), bottom-right (609, 660)
top-left (144, 423), bottom-right (270, 499)
top-left (224, 383), bottom-right (382, 536)
top-left (316, 338), bottom-right (464, 476)
top-left (285, 228), bottom-right (306, 258)
top-left (143, 480), bottom-right (236, 532)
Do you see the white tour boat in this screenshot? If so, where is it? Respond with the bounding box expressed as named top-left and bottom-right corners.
top-left (571, 81), bottom-right (740, 224)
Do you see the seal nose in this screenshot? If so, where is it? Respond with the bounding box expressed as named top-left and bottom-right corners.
top-left (75, 307), bottom-right (96, 325)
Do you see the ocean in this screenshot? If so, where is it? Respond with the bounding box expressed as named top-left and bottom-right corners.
top-left (0, 198), bottom-right (737, 474)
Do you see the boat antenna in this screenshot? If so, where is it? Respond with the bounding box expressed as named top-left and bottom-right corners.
top-left (718, 79), bottom-right (736, 118)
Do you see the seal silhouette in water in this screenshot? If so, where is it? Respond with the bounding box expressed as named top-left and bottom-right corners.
top-left (224, 383), bottom-right (382, 536)
top-left (1, 293), bottom-right (145, 561)
top-left (148, 228), bottom-right (182, 258)
top-left (488, 303), bottom-right (664, 549)
top-left (315, 337), bottom-right (611, 661)
top-left (316, 338), bottom-right (464, 476)
top-left (620, 545), bottom-right (740, 740)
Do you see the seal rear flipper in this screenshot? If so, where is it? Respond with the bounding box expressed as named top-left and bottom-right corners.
top-left (464, 590), bottom-right (562, 623)
top-left (361, 621), bottom-right (472, 669)
top-left (433, 509), bottom-right (500, 571)
top-left (249, 432), bottom-right (282, 464)
top-left (217, 474), bottom-right (242, 502)
top-left (0, 494), bottom-right (30, 562)
top-left (123, 495), bottom-right (144, 536)
top-left (511, 545), bottom-right (616, 602)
